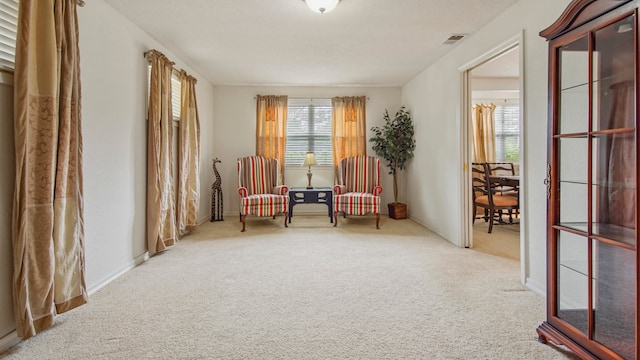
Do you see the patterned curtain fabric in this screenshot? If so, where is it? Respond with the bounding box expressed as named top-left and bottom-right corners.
top-left (12, 0), bottom-right (87, 339)
top-left (606, 81), bottom-right (634, 228)
top-left (176, 71), bottom-right (200, 235)
top-left (471, 103), bottom-right (496, 163)
top-left (256, 95), bottom-right (288, 182)
top-left (331, 96), bottom-right (367, 178)
top-left (146, 50), bottom-right (177, 256)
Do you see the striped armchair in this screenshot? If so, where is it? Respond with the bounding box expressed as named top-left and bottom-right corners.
top-left (237, 156), bottom-right (289, 232)
top-left (334, 156), bottom-right (383, 229)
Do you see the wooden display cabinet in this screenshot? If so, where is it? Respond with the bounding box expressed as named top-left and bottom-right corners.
top-left (538, 0), bottom-right (639, 358)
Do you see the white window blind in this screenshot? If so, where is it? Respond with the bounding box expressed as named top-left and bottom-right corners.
top-left (285, 98), bottom-right (332, 166)
top-left (494, 104), bottom-right (520, 162)
top-left (171, 73), bottom-right (180, 120)
top-left (146, 64), bottom-right (181, 120)
top-left (0, 0), bottom-right (18, 70)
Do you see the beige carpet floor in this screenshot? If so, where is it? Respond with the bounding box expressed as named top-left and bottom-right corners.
top-left (1, 216), bottom-right (576, 359)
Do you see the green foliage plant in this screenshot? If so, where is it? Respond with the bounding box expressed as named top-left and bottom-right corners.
top-left (369, 106), bottom-right (416, 204)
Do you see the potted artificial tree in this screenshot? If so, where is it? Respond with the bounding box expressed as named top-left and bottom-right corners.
top-left (369, 106), bottom-right (416, 219)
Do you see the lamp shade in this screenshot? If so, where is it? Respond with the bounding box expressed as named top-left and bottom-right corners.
top-left (304, 0), bottom-right (340, 14)
top-left (303, 151), bottom-right (317, 166)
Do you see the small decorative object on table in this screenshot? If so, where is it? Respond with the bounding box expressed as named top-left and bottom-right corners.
top-left (210, 158), bottom-right (223, 221)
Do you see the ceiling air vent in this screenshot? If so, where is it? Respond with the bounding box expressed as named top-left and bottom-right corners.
top-left (442, 34), bottom-right (467, 45)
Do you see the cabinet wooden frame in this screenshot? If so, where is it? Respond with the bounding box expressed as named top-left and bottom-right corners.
top-left (538, 0), bottom-right (639, 359)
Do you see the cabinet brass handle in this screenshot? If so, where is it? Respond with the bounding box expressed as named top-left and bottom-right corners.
top-left (543, 164), bottom-right (551, 199)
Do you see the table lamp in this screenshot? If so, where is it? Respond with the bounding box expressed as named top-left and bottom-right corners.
top-left (303, 151), bottom-right (317, 189)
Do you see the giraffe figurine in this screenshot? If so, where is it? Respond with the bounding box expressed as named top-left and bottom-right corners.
top-left (210, 158), bottom-right (224, 221)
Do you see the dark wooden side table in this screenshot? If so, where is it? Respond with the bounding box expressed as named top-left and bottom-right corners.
top-left (288, 187), bottom-right (333, 223)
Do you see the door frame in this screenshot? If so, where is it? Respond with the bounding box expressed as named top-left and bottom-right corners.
top-left (458, 31), bottom-right (526, 283)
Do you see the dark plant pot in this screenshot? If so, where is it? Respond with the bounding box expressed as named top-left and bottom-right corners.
top-left (388, 202), bottom-right (407, 219)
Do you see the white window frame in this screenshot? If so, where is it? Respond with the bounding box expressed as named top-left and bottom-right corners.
top-left (285, 98), bottom-right (333, 167)
top-left (0, 0), bottom-right (19, 72)
top-left (493, 102), bottom-right (520, 163)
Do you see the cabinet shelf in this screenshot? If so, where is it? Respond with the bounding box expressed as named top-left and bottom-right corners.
top-left (561, 69), bottom-right (636, 92)
top-left (557, 179), bottom-right (636, 190)
top-left (553, 127), bottom-right (635, 138)
top-left (554, 222), bottom-right (635, 248)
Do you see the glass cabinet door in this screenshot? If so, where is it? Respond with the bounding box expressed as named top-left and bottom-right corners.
top-left (553, 13), bottom-right (637, 360)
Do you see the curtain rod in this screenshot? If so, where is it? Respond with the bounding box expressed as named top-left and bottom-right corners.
top-left (253, 96), bottom-right (370, 100)
top-left (143, 50), bottom-right (197, 81)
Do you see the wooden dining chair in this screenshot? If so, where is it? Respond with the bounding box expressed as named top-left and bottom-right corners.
top-left (472, 162), bottom-right (519, 233)
top-left (486, 162), bottom-right (518, 197)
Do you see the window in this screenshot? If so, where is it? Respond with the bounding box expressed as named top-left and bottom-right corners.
top-left (0, 0), bottom-right (19, 70)
top-left (170, 73), bottom-right (180, 120)
top-left (494, 104), bottom-right (520, 162)
top-left (146, 64), bottom-right (181, 120)
top-left (285, 98), bottom-right (332, 166)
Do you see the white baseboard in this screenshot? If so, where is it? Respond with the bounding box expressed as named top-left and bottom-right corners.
top-left (0, 330), bottom-right (20, 354)
top-left (525, 277), bottom-right (546, 297)
top-left (87, 252), bottom-right (148, 295)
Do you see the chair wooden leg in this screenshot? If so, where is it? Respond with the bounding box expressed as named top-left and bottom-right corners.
top-left (488, 212), bottom-right (494, 234)
top-left (284, 213), bottom-right (288, 228)
top-left (241, 215), bottom-right (246, 232)
top-left (334, 212), bottom-right (338, 227)
top-left (376, 213), bottom-right (380, 229)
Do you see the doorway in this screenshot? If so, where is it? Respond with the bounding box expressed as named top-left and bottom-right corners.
top-left (460, 35), bottom-right (525, 282)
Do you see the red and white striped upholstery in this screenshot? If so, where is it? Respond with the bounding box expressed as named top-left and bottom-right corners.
top-left (237, 156), bottom-right (289, 231)
top-left (334, 156), bottom-right (383, 229)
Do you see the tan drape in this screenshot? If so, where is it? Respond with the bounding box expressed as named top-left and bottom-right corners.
top-left (471, 103), bottom-right (496, 163)
top-left (177, 71), bottom-right (200, 235)
top-left (605, 81), bottom-right (634, 228)
top-left (256, 95), bottom-right (288, 181)
top-left (332, 96), bottom-right (367, 178)
top-left (12, 0), bottom-right (87, 339)
top-left (147, 50), bottom-right (177, 256)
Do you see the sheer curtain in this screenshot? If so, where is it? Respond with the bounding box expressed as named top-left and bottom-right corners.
top-left (146, 50), bottom-right (177, 256)
top-left (177, 71), bottom-right (200, 235)
top-left (12, 0), bottom-right (87, 339)
top-left (256, 95), bottom-right (288, 181)
top-left (332, 96), bottom-right (367, 178)
top-left (471, 103), bottom-right (496, 162)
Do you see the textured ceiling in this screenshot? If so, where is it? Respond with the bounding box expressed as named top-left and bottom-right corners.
top-left (103, 0), bottom-right (521, 86)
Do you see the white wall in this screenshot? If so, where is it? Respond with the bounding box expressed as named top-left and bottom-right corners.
top-left (0, 0), bottom-right (215, 348)
top-left (79, 0), bottom-right (215, 289)
top-left (212, 86), bottom-right (401, 217)
top-left (401, 0), bottom-right (572, 293)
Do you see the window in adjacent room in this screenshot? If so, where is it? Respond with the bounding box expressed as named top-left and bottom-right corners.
top-left (494, 103), bottom-right (520, 162)
top-left (146, 64), bottom-right (181, 121)
top-left (285, 98), bottom-right (332, 166)
top-left (0, 0), bottom-right (19, 71)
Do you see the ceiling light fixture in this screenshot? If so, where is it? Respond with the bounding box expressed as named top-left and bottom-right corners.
top-left (304, 0), bottom-right (340, 14)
